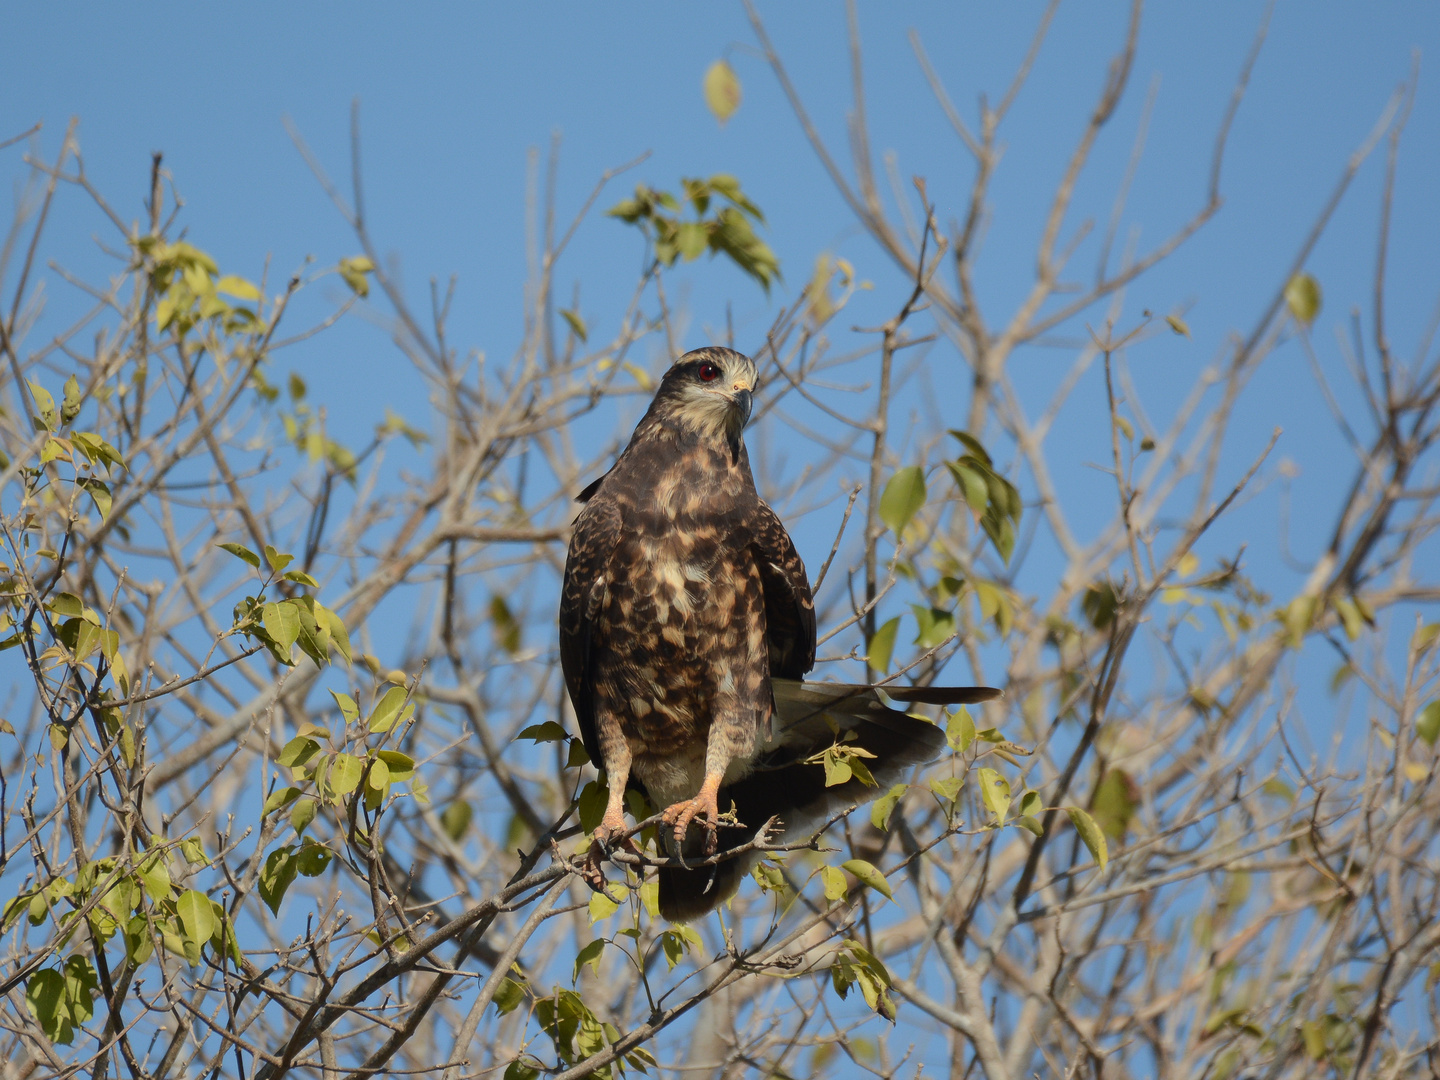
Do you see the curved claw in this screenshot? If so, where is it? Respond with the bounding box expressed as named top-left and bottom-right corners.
top-left (661, 787), bottom-right (722, 861)
top-left (582, 810), bottom-right (638, 891)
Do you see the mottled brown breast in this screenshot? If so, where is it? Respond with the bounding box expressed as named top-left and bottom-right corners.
top-left (588, 436), bottom-right (771, 762)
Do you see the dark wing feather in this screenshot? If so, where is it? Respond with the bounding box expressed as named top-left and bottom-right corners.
top-left (558, 496), bottom-right (624, 767)
top-left (750, 500), bottom-right (815, 679)
top-left (574, 467), bottom-right (611, 504)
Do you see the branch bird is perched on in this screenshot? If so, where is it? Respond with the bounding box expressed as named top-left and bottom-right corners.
top-left (559, 346), bottom-right (1000, 920)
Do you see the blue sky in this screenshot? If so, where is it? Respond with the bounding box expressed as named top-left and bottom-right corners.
top-left (4, 3), bottom-right (1438, 673)
top-left (4, 3), bottom-right (1439, 1066)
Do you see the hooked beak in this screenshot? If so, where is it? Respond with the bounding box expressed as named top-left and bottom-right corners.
top-left (732, 387), bottom-right (753, 428)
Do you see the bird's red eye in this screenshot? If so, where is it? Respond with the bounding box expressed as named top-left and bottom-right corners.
top-left (697, 362), bottom-right (721, 383)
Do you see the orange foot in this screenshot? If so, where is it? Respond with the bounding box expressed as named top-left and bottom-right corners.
top-left (583, 808), bottom-right (638, 891)
top-left (661, 786), bottom-right (722, 862)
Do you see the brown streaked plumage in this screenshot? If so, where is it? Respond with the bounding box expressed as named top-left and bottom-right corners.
top-left (559, 346), bottom-right (1001, 920)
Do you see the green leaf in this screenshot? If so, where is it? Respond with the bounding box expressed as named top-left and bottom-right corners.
top-left (215, 275), bottom-right (261, 302)
top-left (929, 775), bottom-right (963, 804)
top-left (283, 569), bottom-right (320, 588)
top-left (177, 889), bottom-right (215, 947)
top-left (264, 786), bottom-right (302, 815)
top-left (879, 466), bottom-right (926, 536)
top-left (368, 685), bottom-right (409, 733)
top-left (26, 968), bottom-right (71, 1044)
top-left (659, 925), bottom-right (701, 969)
top-left (79, 478), bottom-right (112, 518)
top-left (295, 841), bottom-right (332, 876)
top-left (493, 976), bottom-right (527, 1016)
top-left (870, 783), bottom-right (907, 831)
top-left (840, 859), bottom-right (892, 901)
top-left (367, 757), bottom-right (391, 793)
top-left (559, 308), bottom-right (588, 342)
top-left (1067, 807), bottom-right (1110, 870)
top-left (820, 865), bottom-right (848, 902)
top-left (867, 616), bottom-right (899, 677)
top-left (504, 1060), bottom-right (541, 1080)
top-left (48, 593), bottom-right (86, 619)
top-left (1417, 701), bottom-right (1440, 746)
top-left (1262, 778), bottom-right (1296, 803)
top-left (138, 855), bottom-right (172, 903)
top-left (315, 603), bottom-right (352, 664)
top-left (60, 375), bottom-right (83, 424)
top-left (947, 429), bottom-right (992, 465)
top-left (263, 544), bottom-right (294, 573)
top-left (262, 601), bottom-right (301, 657)
top-left (180, 837), bottom-right (209, 866)
top-left (328, 753), bottom-right (363, 797)
top-left (330, 690), bottom-right (359, 725)
top-left (290, 798), bottom-right (317, 837)
top-left (977, 767), bottom-right (1011, 826)
top-left (1091, 769), bottom-right (1139, 838)
top-left (516, 720), bottom-right (570, 743)
top-left (1285, 272), bottom-right (1322, 326)
top-left (258, 847), bottom-right (297, 916)
top-left (276, 736), bottom-right (320, 769)
top-left (28, 380), bottom-right (57, 432)
top-left (947, 461), bottom-right (989, 514)
top-left (588, 884), bottom-right (627, 923)
top-left (216, 542), bottom-right (260, 569)
top-left (703, 59), bottom-right (742, 125)
top-left (911, 604), bottom-right (956, 649)
top-left (375, 750), bottom-right (415, 782)
top-left (441, 800), bottom-right (473, 841)
top-left (339, 256), bottom-right (374, 297)
top-left (573, 938), bottom-right (606, 983)
top-left (946, 707), bottom-right (976, 752)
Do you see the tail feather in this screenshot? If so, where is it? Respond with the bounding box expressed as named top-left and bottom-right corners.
top-left (656, 679), bottom-right (1001, 921)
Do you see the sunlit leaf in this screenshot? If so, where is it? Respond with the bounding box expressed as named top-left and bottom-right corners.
top-left (867, 616), bottom-right (899, 676)
top-left (1285, 272), bottom-right (1322, 326)
top-left (977, 767), bottom-right (1011, 826)
top-left (703, 59), bottom-right (742, 125)
top-left (840, 859), bottom-right (892, 901)
top-left (1067, 806), bottom-right (1110, 870)
top-left (879, 466), bottom-right (926, 536)
top-left (177, 889), bottom-right (215, 948)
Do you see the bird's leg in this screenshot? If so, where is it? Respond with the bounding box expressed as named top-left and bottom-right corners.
top-left (584, 737), bottom-right (637, 891)
top-left (660, 770), bottom-right (724, 859)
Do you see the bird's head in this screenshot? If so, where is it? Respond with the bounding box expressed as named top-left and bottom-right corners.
top-left (650, 347), bottom-right (758, 449)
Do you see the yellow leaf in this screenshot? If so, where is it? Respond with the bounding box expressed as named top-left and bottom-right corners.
top-left (215, 275), bottom-right (261, 302)
top-left (1165, 314), bottom-right (1191, 337)
top-left (1285, 273), bottom-right (1322, 326)
top-left (1067, 806), bottom-right (1109, 870)
top-left (703, 60), bottom-right (741, 125)
top-left (1177, 552), bottom-right (1199, 577)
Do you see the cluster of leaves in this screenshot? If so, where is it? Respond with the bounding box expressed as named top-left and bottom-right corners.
top-left (221, 542), bottom-right (352, 667)
top-left (503, 987), bottom-right (657, 1080)
top-left (22, 374), bottom-right (126, 521)
top-left (137, 238), bottom-right (264, 340)
top-left (259, 683), bottom-right (424, 914)
top-left (869, 432), bottom-right (1023, 674)
top-left (267, 373), bottom-right (358, 478)
top-left (608, 174), bottom-right (779, 291)
top-left (8, 840), bottom-right (228, 1045)
top-left (830, 940), bottom-right (898, 1023)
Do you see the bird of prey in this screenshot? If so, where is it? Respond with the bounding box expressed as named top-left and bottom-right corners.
top-left (559, 346), bottom-right (1000, 920)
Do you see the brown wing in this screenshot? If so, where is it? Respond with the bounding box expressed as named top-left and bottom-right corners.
top-left (751, 499), bottom-right (815, 679)
top-left (559, 493), bottom-right (624, 767)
